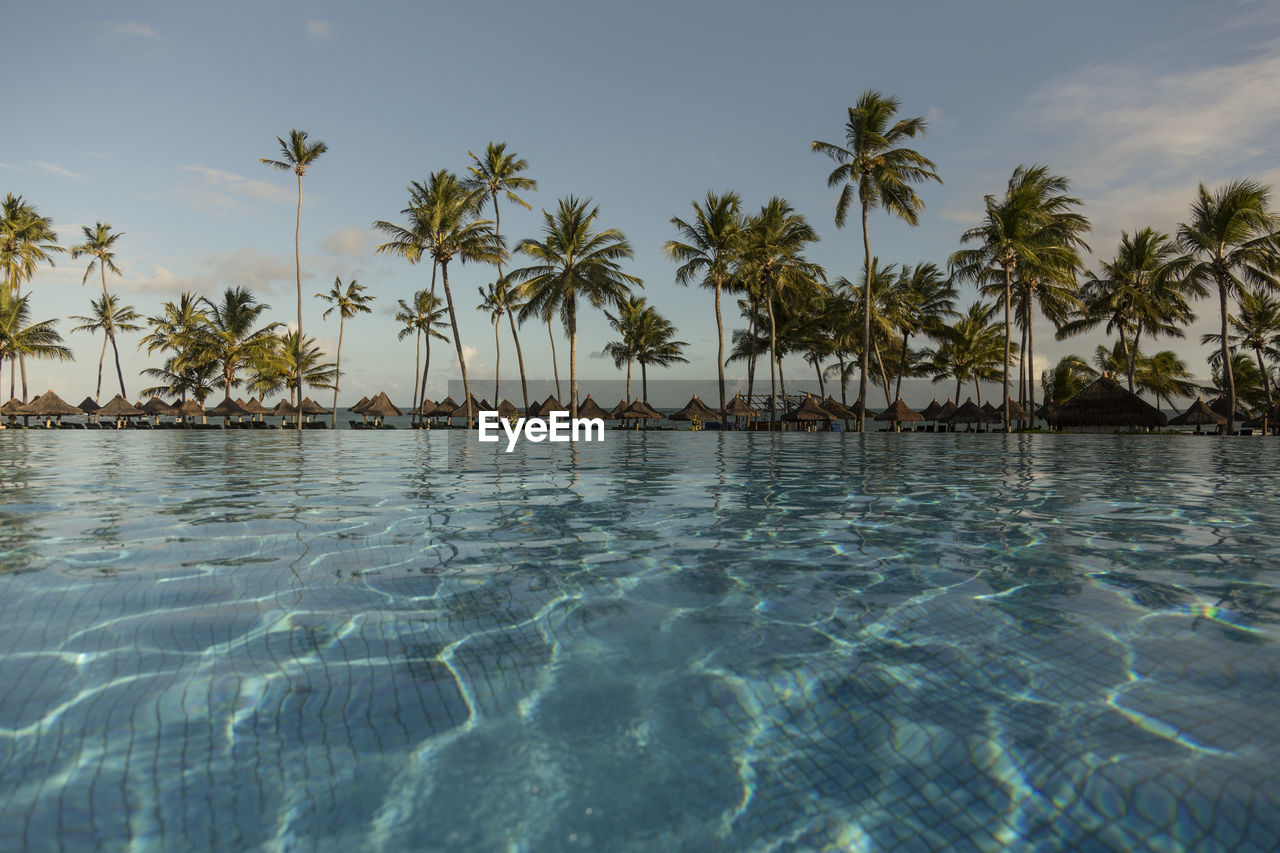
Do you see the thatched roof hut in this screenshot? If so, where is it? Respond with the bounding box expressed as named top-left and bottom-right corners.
top-left (77, 397), bottom-right (102, 414)
top-left (0, 398), bottom-right (28, 416)
top-left (946, 398), bottom-right (999, 424)
top-left (783, 395), bottom-right (835, 421)
top-left (496, 398), bottom-right (520, 418)
top-left (299, 397), bottom-right (332, 415)
top-left (668, 394), bottom-right (718, 422)
top-left (98, 395), bottom-right (144, 417)
top-left (607, 399), bottom-right (629, 419)
top-left (270, 399), bottom-right (299, 416)
top-left (141, 396), bottom-right (175, 416)
top-left (1169, 397), bottom-right (1226, 427)
top-left (24, 390), bottom-right (82, 417)
top-left (415, 397), bottom-right (435, 416)
top-left (874, 398), bottom-right (924, 423)
top-left (980, 401), bottom-right (999, 417)
top-left (176, 399), bottom-right (205, 417)
top-left (207, 396), bottom-right (251, 417)
top-left (1054, 375), bottom-right (1167, 429)
top-left (447, 395), bottom-right (486, 418)
top-left (996, 397), bottom-right (1030, 420)
top-left (349, 396), bottom-right (371, 413)
top-left (529, 395), bottom-right (567, 417)
top-left (919, 398), bottom-right (943, 421)
top-left (243, 397), bottom-right (272, 415)
top-left (620, 399), bottom-right (662, 420)
top-left (576, 395), bottom-right (611, 420)
top-left (936, 398), bottom-right (958, 422)
top-left (820, 395), bottom-right (859, 420)
top-left (725, 393), bottom-right (759, 417)
top-left (363, 392), bottom-right (403, 418)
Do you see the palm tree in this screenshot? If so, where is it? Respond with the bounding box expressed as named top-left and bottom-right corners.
top-left (664, 190), bottom-right (744, 422)
top-left (317, 277), bottom-right (374, 427)
top-left (510, 196), bottom-right (640, 419)
top-left (603, 294), bottom-right (647, 401)
top-left (632, 304), bottom-right (689, 403)
top-left (893, 262), bottom-right (956, 401)
top-left (1135, 350), bottom-right (1198, 413)
top-left (1177, 180), bottom-right (1280, 433)
top-left (70, 222), bottom-right (133, 397)
top-left (198, 286), bottom-right (281, 400)
top-left (375, 171), bottom-right (502, 427)
top-left (247, 331), bottom-right (338, 402)
top-left (1011, 253), bottom-right (1085, 423)
top-left (951, 165), bottom-right (1090, 430)
top-left (467, 142), bottom-right (538, 409)
top-left (1227, 289), bottom-right (1280, 420)
top-left (1, 194), bottom-right (63, 400)
top-left (930, 301), bottom-right (1008, 404)
top-left (0, 289), bottom-right (73, 387)
top-left (837, 258), bottom-right (903, 405)
top-left (261, 128), bottom-right (328, 429)
top-left (395, 289), bottom-right (449, 421)
top-left (139, 292), bottom-right (210, 401)
top-left (1060, 228), bottom-right (1197, 396)
top-left (738, 198), bottom-right (825, 426)
top-left (477, 276), bottom-right (528, 408)
top-left (1041, 354), bottom-right (1097, 405)
top-left (813, 91), bottom-right (941, 431)
top-left (70, 293), bottom-right (143, 401)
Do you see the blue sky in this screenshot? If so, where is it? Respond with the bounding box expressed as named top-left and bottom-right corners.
top-left (5, 0), bottom-right (1280, 406)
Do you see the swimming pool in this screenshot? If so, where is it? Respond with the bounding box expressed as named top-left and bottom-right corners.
top-left (1, 432), bottom-right (1277, 850)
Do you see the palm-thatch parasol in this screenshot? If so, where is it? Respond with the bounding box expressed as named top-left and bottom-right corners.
top-left (996, 397), bottom-right (1030, 421)
top-left (299, 397), bottom-right (332, 416)
top-left (873, 397), bottom-right (924, 429)
top-left (25, 390), bottom-right (82, 417)
top-left (783, 395), bottom-right (836, 426)
top-left (1053, 375), bottom-right (1167, 429)
top-left (98, 394), bottom-right (144, 417)
top-left (667, 394), bottom-right (717, 423)
top-left (919, 398), bottom-right (943, 421)
top-left (349, 396), bottom-right (371, 413)
top-left (175, 399), bottom-right (205, 418)
top-left (140, 396), bottom-right (175, 416)
top-left (363, 392), bottom-right (403, 421)
top-left (530, 394), bottom-right (566, 417)
top-left (207, 396), bottom-right (252, 418)
top-left (415, 397), bottom-right (436, 415)
top-left (270, 399), bottom-right (300, 416)
top-left (575, 395), bottom-right (611, 420)
top-left (446, 394), bottom-right (486, 419)
top-left (1, 398), bottom-right (30, 419)
top-left (1168, 397), bottom-right (1226, 429)
top-left (77, 397), bottom-right (102, 414)
top-left (820, 395), bottom-right (859, 420)
top-left (426, 396), bottom-right (458, 418)
top-left (608, 399), bottom-right (629, 419)
top-left (1208, 396), bottom-right (1250, 423)
top-left (945, 397), bottom-right (999, 426)
top-left (242, 397), bottom-right (272, 418)
top-left (725, 393), bottom-right (759, 417)
top-left (980, 401), bottom-right (999, 418)
top-left (620, 399), bottom-right (663, 427)
top-left (496, 398), bottom-right (520, 418)
top-left (936, 398), bottom-right (958, 421)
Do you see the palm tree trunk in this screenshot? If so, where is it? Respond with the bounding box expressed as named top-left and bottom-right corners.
top-left (1019, 304), bottom-right (1029, 414)
top-left (568, 297), bottom-right (578, 419)
top-left (746, 296), bottom-right (757, 402)
top-left (440, 262), bottom-right (474, 428)
top-left (715, 278), bottom-right (726, 423)
top-left (18, 356), bottom-right (27, 402)
top-left (895, 332), bottom-right (909, 401)
top-left (419, 261), bottom-right (438, 421)
top-left (837, 356), bottom-right (849, 430)
top-left (493, 319), bottom-right (501, 405)
top-left (96, 334), bottom-right (108, 401)
top-left (548, 319), bottom-right (561, 399)
top-left (814, 357), bottom-right (825, 398)
top-left (294, 172), bottom-right (304, 431)
top-left (1256, 346), bottom-right (1272, 434)
top-left (1026, 300), bottom-right (1036, 430)
top-left (859, 202), bottom-right (871, 433)
top-left (626, 358), bottom-right (632, 402)
top-left (412, 328), bottom-right (422, 424)
top-left (641, 361), bottom-right (648, 403)
top-left (1218, 280), bottom-right (1235, 434)
top-left (778, 353), bottom-right (786, 402)
top-left (767, 293), bottom-right (778, 429)
top-left (110, 329), bottom-right (126, 398)
top-left (509, 312), bottom-right (529, 411)
top-left (1001, 263), bottom-right (1011, 432)
top-left (1129, 326), bottom-right (1143, 394)
top-left (872, 339), bottom-right (892, 406)
top-left (332, 315), bottom-right (344, 429)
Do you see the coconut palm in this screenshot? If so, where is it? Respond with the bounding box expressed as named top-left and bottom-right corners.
top-left (261, 128), bottom-right (328, 429)
top-left (836, 258), bottom-right (906, 405)
top-left (477, 276), bottom-right (527, 408)
top-left (510, 196), bottom-right (641, 419)
top-left (139, 292), bottom-right (210, 401)
top-left (0, 290), bottom-right (73, 387)
top-left (69, 222), bottom-right (133, 397)
top-left (247, 330), bottom-right (338, 402)
top-left (395, 289), bottom-right (449, 420)
top-left (812, 91), bottom-right (941, 431)
top-left (664, 190), bottom-right (744, 421)
top-left (951, 165), bottom-right (1090, 430)
top-left (603, 295), bottom-right (646, 402)
top-left (1011, 253), bottom-right (1085, 424)
top-left (1205, 351), bottom-right (1267, 416)
top-left (930, 301), bottom-right (1009, 404)
top-left (1, 195), bottom-right (63, 399)
top-left (1135, 350), bottom-right (1197, 413)
top-left (1226, 289), bottom-right (1280, 417)
top-left (632, 305), bottom-right (689, 403)
top-left (140, 356), bottom-right (219, 403)
top-left (197, 286), bottom-right (281, 400)
top-left (375, 171), bottom-right (502, 427)
top-left (317, 277), bottom-right (374, 428)
top-left (467, 142), bottom-right (538, 409)
top-left (1040, 354), bottom-right (1097, 405)
top-left (738, 198), bottom-right (825, 426)
top-left (1178, 180), bottom-right (1280, 433)
top-left (70, 293), bottom-right (143, 401)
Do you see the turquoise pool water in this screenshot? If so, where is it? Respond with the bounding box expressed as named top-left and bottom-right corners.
top-left (0, 432), bottom-right (1277, 851)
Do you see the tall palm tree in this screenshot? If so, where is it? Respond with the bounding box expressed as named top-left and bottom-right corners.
top-left (510, 196), bottom-right (640, 419)
top-left (70, 223), bottom-right (131, 397)
top-left (1011, 254), bottom-right (1084, 423)
top-left (198, 286), bottom-right (281, 400)
top-left (930, 301), bottom-right (1008, 404)
top-left (1177, 180), bottom-right (1280, 433)
top-left (395, 289), bottom-right (449, 421)
top-left (139, 292), bottom-right (211, 401)
top-left (603, 294), bottom-right (647, 402)
top-left (1040, 354), bottom-right (1097, 405)
top-left (317, 277), bottom-right (374, 428)
top-left (1, 195), bottom-right (63, 400)
top-left (812, 91), bottom-right (941, 431)
top-left (632, 304), bottom-right (689, 402)
top-left (70, 293), bottom-right (143, 401)
top-left (837, 258), bottom-right (903, 405)
top-left (1135, 350), bottom-right (1198, 413)
top-left (477, 281), bottom-right (508, 405)
top-left (951, 165), bottom-right (1090, 430)
top-left (0, 289), bottom-right (73, 388)
top-left (1059, 228), bottom-right (1197, 395)
top-left (261, 128), bottom-right (328, 429)
top-left (467, 142), bottom-right (538, 409)
top-left (247, 331), bottom-right (338, 402)
top-left (477, 276), bottom-right (527, 408)
top-left (1228, 289), bottom-right (1280, 418)
top-left (664, 190), bottom-right (744, 422)
top-left (738, 198), bottom-right (825, 427)
top-left (375, 171), bottom-right (501, 427)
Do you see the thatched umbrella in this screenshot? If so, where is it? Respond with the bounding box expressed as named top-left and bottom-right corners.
top-left (783, 394), bottom-right (835, 431)
top-left (349, 396), bottom-right (371, 413)
top-left (207, 396), bottom-right (252, 420)
top-left (945, 397), bottom-right (999, 429)
top-left (620, 398), bottom-right (662, 428)
top-left (270, 399), bottom-right (300, 426)
top-left (575, 395), bottom-right (611, 420)
top-left (140, 396), bottom-right (175, 417)
top-left (668, 394), bottom-right (717, 428)
top-left (726, 393), bottom-right (759, 417)
top-left (0, 397), bottom-right (28, 427)
top-left (873, 397), bottom-right (923, 432)
top-left (1208, 396), bottom-right (1250, 423)
top-left (1054, 375), bottom-right (1168, 430)
top-left (362, 392), bottom-right (403, 426)
top-left (496, 398), bottom-right (521, 419)
top-left (1169, 397), bottom-right (1226, 432)
top-left (174, 399), bottom-right (205, 422)
top-left (98, 394), bottom-right (145, 428)
top-left (23, 390), bottom-right (82, 426)
top-left (919, 398), bottom-right (943, 421)
top-left (980, 401), bottom-right (999, 418)
top-left (299, 398), bottom-right (332, 421)
top-left (996, 397), bottom-right (1030, 422)
top-left (425, 396), bottom-right (457, 420)
top-left (78, 396), bottom-right (102, 414)
top-left (530, 394), bottom-right (566, 417)
top-left (936, 398), bottom-right (958, 421)
top-left (820, 395), bottom-right (859, 420)
top-left (608, 399), bottom-right (629, 419)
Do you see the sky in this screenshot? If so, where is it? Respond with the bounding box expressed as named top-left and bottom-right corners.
top-left (5, 0), bottom-right (1280, 407)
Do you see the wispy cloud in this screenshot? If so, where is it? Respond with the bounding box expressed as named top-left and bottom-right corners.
top-left (321, 226), bottom-right (369, 257)
top-left (172, 166), bottom-right (294, 210)
top-left (305, 19), bottom-right (335, 40)
top-left (113, 249), bottom-right (300, 297)
top-left (32, 161), bottom-right (84, 180)
top-left (103, 21), bottom-right (161, 42)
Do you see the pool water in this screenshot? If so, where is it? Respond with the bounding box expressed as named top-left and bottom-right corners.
top-left (0, 432), bottom-right (1277, 851)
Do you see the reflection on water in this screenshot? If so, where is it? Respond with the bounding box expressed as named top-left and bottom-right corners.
top-left (0, 432), bottom-right (1278, 850)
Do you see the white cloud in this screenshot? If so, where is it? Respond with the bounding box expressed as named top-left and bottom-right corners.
top-left (32, 161), bottom-right (84, 180)
top-left (322, 226), bottom-right (369, 257)
top-left (103, 21), bottom-right (161, 41)
top-left (172, 166), bottom-right (294, 209)
top-left (109, 249), bottom-right (299, 297)
top-left (305, 19), bottom-right (335, 40)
